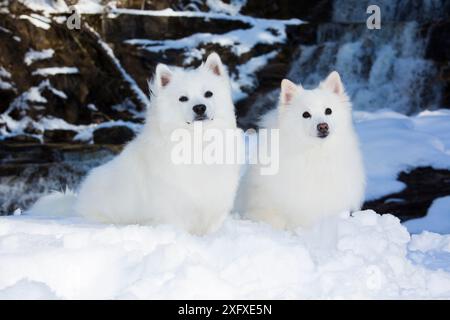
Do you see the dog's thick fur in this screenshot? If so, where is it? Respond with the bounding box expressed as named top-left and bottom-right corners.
top-left (71, 53), bottom-right (240, 234)
top-left (238, 71), bottom-right (366, 229)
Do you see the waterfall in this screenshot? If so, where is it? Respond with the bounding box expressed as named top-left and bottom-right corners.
top-left (241, 0), bottom-right (448, 126)
top-left (288, 21), bottom-right (441, 114)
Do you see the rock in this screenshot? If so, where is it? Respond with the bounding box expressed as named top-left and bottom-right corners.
top-left (241, 0), bottom-right (333, 21)
top-left (363, 167), bottom-right (450, 221)
top-left (426, 21), bottom-right (450, 62)
top-left (93, 125), bottom-right (136, 145)
top-left (3, 135), bottom-right (41, 144)
top-left (43, 129), bottom-right (78, 143)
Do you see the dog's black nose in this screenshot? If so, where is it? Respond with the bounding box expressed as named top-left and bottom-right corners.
top-left (317, 123), bottom-right (329, 134)
top-left (193, 104), bottom-right (206, 115)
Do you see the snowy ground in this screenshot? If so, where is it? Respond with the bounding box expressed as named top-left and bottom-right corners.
top-left (0, 211), bottom-right (449, 299)
top-left (355, 109), bottom-right (450, 202)
top-left (1, 109), bottom-right (450, 299)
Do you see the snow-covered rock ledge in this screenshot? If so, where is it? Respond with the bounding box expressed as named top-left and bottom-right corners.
top-left (0, 210), bottom-right (449, 299)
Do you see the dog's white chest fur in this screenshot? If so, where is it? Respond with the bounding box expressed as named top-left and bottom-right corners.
top-left (75, 132), bottom-right (240, 234)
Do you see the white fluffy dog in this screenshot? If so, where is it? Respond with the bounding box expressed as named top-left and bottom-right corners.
top-left (31, 53), bottom-right (241, 235)
top-left (238, 71), bottom-right (366, 229)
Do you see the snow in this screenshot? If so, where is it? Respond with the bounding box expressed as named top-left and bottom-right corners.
top-left (19, 14), bottom-right (51, 30)
top-left (24, 48), bottom-right (55, 66)
top-left (72, 120), bottom-right (142, 142)
top-left (112, 8), bottom-right (300, 25)
top-left (0, 66), bottom-right (14, 91)
top-left (404, 197), bottom-right (450, 235)
top-left (1, 210), bottom-right (449, 299)
top-left (5, 80), bottom-right (65, 111)
top-left (0, 112), bottom-right (141, 144)
top-left (17, 0), bottom-right (104, 15)
top-left (233, 51), bottom-right (278, 100)
top-left (0, 26), bottom-right (12, 34)
top-left (205, 0), bottom-right (247, 16)
top-left (355, 109), bottom-right (450, 201)
top-left (408, 232), bottom-right (450, 273)
top-left (0, 80), bottom-right (14, 91)
top-left (0, 66), bottom-right (11, 79)
top-left (32, 67), bottom-right (79, 76)
top-left (73, 0), bottom-right (104, 14)
top-left (18, 0), bottom-right (68, 15)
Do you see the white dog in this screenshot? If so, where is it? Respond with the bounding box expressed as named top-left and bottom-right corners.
top-left (31, 53), bottom-right (241, 235)
top-left (238, 71), bottom-right (365, 229)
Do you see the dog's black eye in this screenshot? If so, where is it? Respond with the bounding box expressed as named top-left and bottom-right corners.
top-left (204, 91), bottom-right (213, 98)
top-left (179, 96), bottom-right (189, 102)
top-left (302, 112), bottom-right (311, 119)
top-left (325, 108), bottom-right (332, 115)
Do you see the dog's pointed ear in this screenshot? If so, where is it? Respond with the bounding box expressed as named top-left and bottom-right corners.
top-left (321, 71), bottom-right (345, 96)
top-left (204, 52), bottom-right (224, 77)
top-left (155, 63), bottom-right (173, 89)
top-left (280, 79), bottom-right (300, 106)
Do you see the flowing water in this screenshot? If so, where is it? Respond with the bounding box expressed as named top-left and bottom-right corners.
top-left (242, 0), bottom-right (449, 125)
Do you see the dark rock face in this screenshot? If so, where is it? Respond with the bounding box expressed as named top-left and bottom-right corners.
top-left (426, 21), bottom-right (450, 107)
top-left (44, 129), bottom-right (78, 143)
top-left (364, 167), bottom-right (450, 221)
top-left (241, 0), bottom-right (333, 21)
top-left (93, 125), bottom-right (136, 145)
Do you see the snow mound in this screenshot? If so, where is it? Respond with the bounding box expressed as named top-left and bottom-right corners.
top-left (1, 210), bottom-right (449, 299)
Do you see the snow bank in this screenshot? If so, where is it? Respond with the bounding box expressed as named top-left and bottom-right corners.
top-left (355, 109), bottom-right (450, 201)
top-left (404, 197), bottom-right (450, 235)
top-left (0, 210), bottom-right (449, 299)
